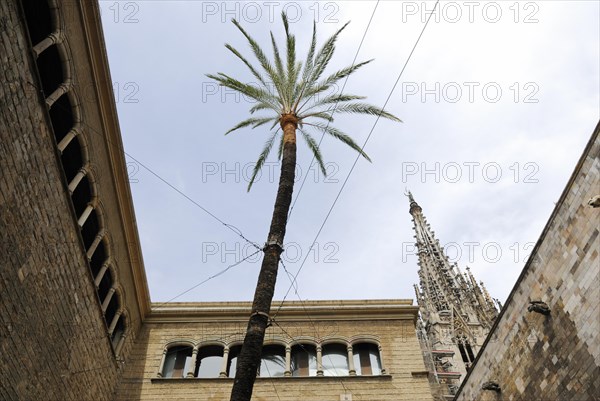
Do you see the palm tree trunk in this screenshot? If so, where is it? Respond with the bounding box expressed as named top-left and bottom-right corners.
top-left (230, 114), bottom-right (298, 401)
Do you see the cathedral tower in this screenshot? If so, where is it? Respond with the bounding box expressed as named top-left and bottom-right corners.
top-left (408, 192), bottom-right (499, 400)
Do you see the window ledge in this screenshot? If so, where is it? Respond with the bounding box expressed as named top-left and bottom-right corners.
top-left (151, 375), bottom-right (392, 383)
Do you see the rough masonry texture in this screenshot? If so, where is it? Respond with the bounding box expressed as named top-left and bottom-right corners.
top-left (1, 1), bottom-right (148, 400)
top-left (455, 124), bottom-right (600, 401)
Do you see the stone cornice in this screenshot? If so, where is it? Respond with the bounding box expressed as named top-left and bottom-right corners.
top-left (78, 1), bottom-right (151, 318)
top-left (146, 299), bottom-right (419, 324)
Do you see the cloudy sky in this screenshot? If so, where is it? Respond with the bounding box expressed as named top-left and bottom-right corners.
top-left (100, 1), bottom-right (599, 305)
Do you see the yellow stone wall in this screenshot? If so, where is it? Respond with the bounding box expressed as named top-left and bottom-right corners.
top-left (116, 300), bottom-right (435, 401)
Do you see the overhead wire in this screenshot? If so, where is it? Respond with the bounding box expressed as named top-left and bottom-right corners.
top-left (152, 249), bottom-right (262, 308)
top-left (30, 79), bottom-right (262, 251)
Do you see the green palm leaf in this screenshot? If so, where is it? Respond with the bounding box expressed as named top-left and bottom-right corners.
top-left (247, 129), bottom-right (280, 191)
top-left (298, 128), bottom-right (327, 176)
top-left (305, 122), bottom-right (372, 162)
top-left (225, 117), bottom-right (277, 135)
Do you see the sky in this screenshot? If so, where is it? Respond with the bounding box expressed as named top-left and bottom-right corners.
top-left (99, 0), bottom-right (599, 305)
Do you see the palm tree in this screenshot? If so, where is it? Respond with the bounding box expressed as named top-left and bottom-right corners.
top-left (207, 13), bottom-right (400, 401)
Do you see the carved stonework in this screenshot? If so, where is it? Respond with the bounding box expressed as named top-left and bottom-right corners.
top-left (408, 192), bottom-right (499, 396)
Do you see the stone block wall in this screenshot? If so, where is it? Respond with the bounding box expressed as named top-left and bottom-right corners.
top-left (454, 124), bottom-right (600, 401)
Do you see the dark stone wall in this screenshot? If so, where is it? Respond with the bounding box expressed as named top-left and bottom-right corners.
top-left (0, 1), bottom-right (121, 400)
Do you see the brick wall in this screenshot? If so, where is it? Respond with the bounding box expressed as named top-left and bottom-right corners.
top-left (454, 124), bottom-right (600, 401)
top-left (0, 1), bottom-right (128, 400)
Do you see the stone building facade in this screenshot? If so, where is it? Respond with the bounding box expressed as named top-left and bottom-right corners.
top-left (454, 124), bottom-right (600, 400)
top-left (116, 300), bottom-right (434, 401)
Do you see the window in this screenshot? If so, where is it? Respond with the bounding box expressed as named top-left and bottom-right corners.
top-left (104, 293), bottom-right (119, 329)
top-left (111, 314), bottom-right (125, 348)
top-left (465, 342), bottom-right (475, 362)
top-left (227, 345), bottom-right (242, 378)
top-left (457, 337), bottom-right (475, 366)
top-left (195, 346), bottom-right (223, 378)
top-left (162, 346), bottom-right (193, 378)
top-left (259, 345), bottom-right (286, 377)
top-left (89, 239), bottom-right (106, 278)
top-left (291, 344), bottom-right (317, 377)
top-left (353, 343), bottom-right (382, 375)
top-left (49, 93), bottom-right (74, 142)
top-left (322, 343), bottom-right (348, 376)
top-left (21, 0), bottom-right (52, 45)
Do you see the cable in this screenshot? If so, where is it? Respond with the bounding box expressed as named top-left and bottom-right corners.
top-left (273, 260), bottom-right (351, 393)
top-left (261, 360), bottom-right (283, 401)
top-left (275, 0), bottom-right (441, 317)
top-left (123, 151), bottom-right (261, 251)
top-left (152, 249), bottom-right (262, 309)
top-left (30, 77), bottom-right (262, 251)
top-left (287, 0), bottom-right (381, 223)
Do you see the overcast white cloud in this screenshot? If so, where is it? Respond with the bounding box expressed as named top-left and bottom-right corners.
top-left (100, 0), bottom-right (599, 304)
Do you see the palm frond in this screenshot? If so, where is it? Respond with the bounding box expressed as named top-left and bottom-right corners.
top-left (292, 21), bottom-right (318, 110)
top-left (282, 12), bottom-right (297, 110)
top-left (270, 32), bottom-right (285, 81)
top-left (306, 22), bottom-right (350, 89)
top-left (224, 44), bottom-right (266, 86)
top-left (225, 117), bottom-right (277, 135)
top-left (298, 94), bottom-right (366, 116)
top-left (248, 129), bottom-right (280, 191)
top-left (277, 132), bottom-right (284, 160)
top-left (206, 73), bottom-right (278, 107)
top-left (302, 21), bottom-right (318, 83)
top-left (305, 122), bottom-right (371, 162)
top-left (231, 19), bottom-right (286, 107)
top-left (249, 102), bottom-right (279, 114)
top-left (298, 60), bottom-right (373, 111)
top-left (328, 103), bottom-right (402, 122)
top-left (297, 111), bottom-right (334, 123)
top-left (298, 128), bottom-right (327, 176)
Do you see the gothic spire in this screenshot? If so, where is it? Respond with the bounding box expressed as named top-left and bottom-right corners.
top-left (408, 192), bottom-right (498, 326)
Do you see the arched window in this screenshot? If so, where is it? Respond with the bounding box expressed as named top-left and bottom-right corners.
top-left (49, 93), bottom-right (73, 142)
top-left (353, 343), bottom-right (382, 375)
top-left (21, 0), bottom-right (53, 45)
top-left (61, 137), bottom-right (83, 184)
top-left (322, 343), bottom-right (349, 376)
top-left (111, 314), bottom-right (125, 348)
top-left (291, 344), bottom-right (317, 377)
top-left (465, 342), bottom-right (475, 362)
top-left (97, 269), bottom-right (113, 305)
top-left (70, 174), bottom-right (91, 217)
top-left (80, 210), bottom-right (99, 250)
top-left (104, 292), bottom-right (119, 328)
top-left (456, 336), bottom-right (475, 366)
top-left (226, 345), bottom-right (242, 378)
top-left (195, 345), bottom-right (223, 378)
top-left (89, 239), bottom-right (106, 278)
top-left (162, 345), bottom-right (193, 378)
top-left (259, 345), bottom-right (286, 377)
